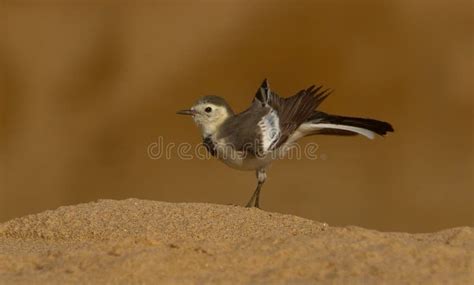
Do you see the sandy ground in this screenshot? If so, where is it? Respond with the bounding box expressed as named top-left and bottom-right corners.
top-left (0, 199), bottom-right (472, 284)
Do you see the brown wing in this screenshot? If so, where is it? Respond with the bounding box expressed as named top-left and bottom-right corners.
top-left (253, 79), bottom-right (332, 148)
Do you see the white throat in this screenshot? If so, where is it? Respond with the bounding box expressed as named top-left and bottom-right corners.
top-left (195, 113), bottom-right (230, 138)
top-left (199, 122), bottom-right (220, 137)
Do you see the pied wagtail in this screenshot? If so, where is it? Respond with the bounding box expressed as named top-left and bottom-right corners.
top-left (177, 79), bottom-right (393, 208)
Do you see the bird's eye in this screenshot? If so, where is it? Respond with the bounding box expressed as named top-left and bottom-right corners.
top-left (205, 107), bottom-right (212, 113)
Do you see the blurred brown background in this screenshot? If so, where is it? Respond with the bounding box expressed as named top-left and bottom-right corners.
top-left (1, 0), bottom-right (473, 232)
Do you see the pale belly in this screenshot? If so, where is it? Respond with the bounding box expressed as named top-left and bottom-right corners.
top-left (212, 139), bottom-right (296, 171)
top-left (219, 153), bottom-right (275, 171)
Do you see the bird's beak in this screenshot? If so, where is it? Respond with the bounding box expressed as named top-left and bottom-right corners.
top-left (176, 109), bottom-right (196, 116)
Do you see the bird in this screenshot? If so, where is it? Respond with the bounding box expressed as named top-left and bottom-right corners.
top-left (177, 79), bottom-right (394, 208)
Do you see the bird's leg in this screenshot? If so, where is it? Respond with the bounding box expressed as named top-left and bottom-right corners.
top-left (245, 169), bottom-right (267, 208)
top-left (245, 183), bottom-right (261, 208)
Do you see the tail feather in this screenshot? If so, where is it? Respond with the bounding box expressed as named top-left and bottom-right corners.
top-left (305, 111), bottom-right (394, 139)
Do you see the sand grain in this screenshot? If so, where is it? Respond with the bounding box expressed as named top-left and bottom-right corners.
top-left (0, 199), bottom-right (472, 284)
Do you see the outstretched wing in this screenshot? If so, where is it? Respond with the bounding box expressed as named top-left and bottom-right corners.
top-left (253, 79), bottom-right (332, 149)
top-left (217, 104), bottom-right (280, 157)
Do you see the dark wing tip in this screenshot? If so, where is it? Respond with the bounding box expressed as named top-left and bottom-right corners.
top-left (306, 85), bottom-right (316, 94)
top-left (255, 78), bottom-right (271, 104)
top-left (260, 78), bottom-right (270, 95)
top-left (306, 85), bottom-right (332, 98)
top-left (312, 87), bottom-right (332, 108)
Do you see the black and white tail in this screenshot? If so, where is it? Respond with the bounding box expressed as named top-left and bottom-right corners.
top-left (302, 111), bottom-right (394, 139)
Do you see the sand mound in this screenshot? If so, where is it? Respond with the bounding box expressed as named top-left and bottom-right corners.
top-left (0, 199), bottom-right (472, 284)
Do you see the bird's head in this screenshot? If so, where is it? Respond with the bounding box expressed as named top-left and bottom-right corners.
top-left (177, 96), bottom-right (234, 136)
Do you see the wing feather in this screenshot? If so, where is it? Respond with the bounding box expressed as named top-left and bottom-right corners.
top-left (253, 79), bottom-right (331, 149)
